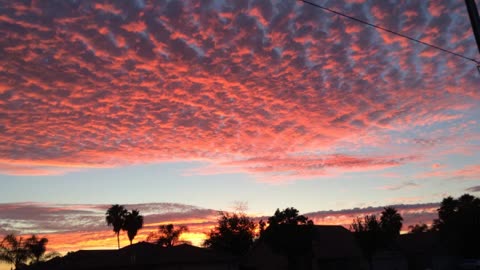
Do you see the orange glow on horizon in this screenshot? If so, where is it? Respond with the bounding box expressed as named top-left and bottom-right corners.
top-left (38, 229), bottom-right (208, 254)
top-left (37, 223), bottom-right (211, 254)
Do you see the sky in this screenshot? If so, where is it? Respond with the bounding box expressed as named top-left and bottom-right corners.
top-left (0, 0), bottom-right (479, 263)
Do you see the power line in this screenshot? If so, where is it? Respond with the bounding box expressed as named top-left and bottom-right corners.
top-left (298, 0), bottom-right (480, 65)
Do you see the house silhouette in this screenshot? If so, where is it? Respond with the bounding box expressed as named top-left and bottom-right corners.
top-left (24, 226), bottom-right (462, 270)
top-left (27, 242), bottom-right (238, 270)
top-left (243, 225), bottom-right (368, 270)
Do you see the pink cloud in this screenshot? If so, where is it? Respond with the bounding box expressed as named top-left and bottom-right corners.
top-left (0, 0), bottom-right (478, 183)
top-left (417, 164), bottom-right (480, 181)
top-left (427, 2), bottom-right (447, 17)
top-left (186, 154), bottom-right (416, 182)
top-left (451, 164), bottom-right (480, 180)
top-left (432, 163), bottom-right (443, 169)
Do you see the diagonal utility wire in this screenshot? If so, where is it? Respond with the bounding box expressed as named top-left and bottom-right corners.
top-left (298, 0), bottom-right (480, 65)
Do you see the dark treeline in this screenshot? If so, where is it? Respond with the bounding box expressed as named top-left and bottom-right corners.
top-left (2, 193), bottom-right (479, 270)
top-left (203, 193), bottom-right (480, 270)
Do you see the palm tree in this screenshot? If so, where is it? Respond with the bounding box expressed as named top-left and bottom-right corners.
top-left (123, 209), bottom-right (144, 245)
top-left (106, 204), bottom-right (127, 249)
top-left (0, 234), bottom-right (29, 270)
top-left (147, 224), bottom-right (188, 247)
top-left (380, 206), bottom-right (403, 241)
top-left (24, 235), bottom-right (48, 264)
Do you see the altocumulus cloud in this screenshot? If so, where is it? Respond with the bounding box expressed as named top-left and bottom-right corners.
top-left (0, 0), bottom-right (478, 182)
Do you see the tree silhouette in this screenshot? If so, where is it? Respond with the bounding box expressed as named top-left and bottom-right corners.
top-left (379, 207), bottom-right (403, 242)
top-left (0, 234), bottom-right (30, 270)
top-left (351, 215), bottom-right (381, 270)
top-left (267, 207), bottom-right (312, 226)
top-left (351, 207), bottom-right (403, 269)
top-left (408, 223), bottom-right (429, 234)
top-left (432, 193), bottom-right (480, 257)
top-left (123, 209), bottom-right (144, 245)
top-left (261, 207), bottom-right (314, 270)
top-left (204, 212), bottom-right (256, 255)
top-left (147, 224), bottom-right (189, 247)
top-left (105, 204), bottom-right (127, 249)
top-left (258, 219), bottom-right (266, 236)
top-left (24, 235), bottom-right (48, 264)
top-left (0, 234), bottom-right (57, 269)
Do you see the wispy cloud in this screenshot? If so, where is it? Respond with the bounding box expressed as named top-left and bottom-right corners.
top-left (376, 181), bottom-right (419, 191)
top-left (187, 154), bottom-right (418, 182)
top-left (417, 164), bottom-right (480, 181)
top-left (0, 202), bottom-right (218, 234)
top-left (466, 185), bottom-right (480, 193)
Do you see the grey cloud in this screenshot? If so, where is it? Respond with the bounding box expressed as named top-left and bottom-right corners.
top-left (466, 186), bottom-right (480, 192)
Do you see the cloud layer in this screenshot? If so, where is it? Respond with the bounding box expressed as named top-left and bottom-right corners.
top-left (0, 0), bottom-right (478, 181)
top-left (305, 203), bottom-right (439, 230)
top-left (0, 202), bottom-right (219, 250)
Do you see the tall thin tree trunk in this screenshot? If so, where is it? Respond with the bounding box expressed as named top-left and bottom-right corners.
top-left (117, 233), bottom-right (120, 249)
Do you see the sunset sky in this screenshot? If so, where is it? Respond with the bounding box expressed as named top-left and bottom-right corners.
top-left (0, 0), bottom-right (479, 263)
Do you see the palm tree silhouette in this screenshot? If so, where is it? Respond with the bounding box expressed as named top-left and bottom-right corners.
top-left (123, 209), bottom-right (144, 245)
top-left (380, 206), bottom-right (403, 241)
top-left (106, 204), bottom-right (127, 249)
